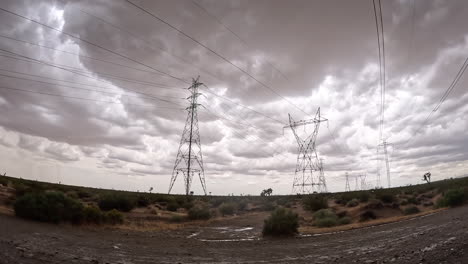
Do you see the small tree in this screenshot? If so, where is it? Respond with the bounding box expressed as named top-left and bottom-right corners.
top-left (262, 207), bottom-right (298, 237)
top-left (149, 187), bottom-right (153, 193)
top-left (423, 172), bottom-right (431, 184)
top-left (261, 188), bottom-right (273, 196)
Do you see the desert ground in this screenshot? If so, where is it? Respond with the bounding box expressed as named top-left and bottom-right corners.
top-left (1, 204), bottom-right (468, 264)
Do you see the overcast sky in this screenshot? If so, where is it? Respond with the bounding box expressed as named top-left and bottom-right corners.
top-left (0, 0), bottom-right (467, 195)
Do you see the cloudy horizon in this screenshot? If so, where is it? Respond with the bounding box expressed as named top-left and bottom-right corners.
top-left (1, 0), bottom-right (467, 195)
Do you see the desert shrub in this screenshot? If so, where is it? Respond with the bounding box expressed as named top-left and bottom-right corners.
top-left (346, 199), bottom-right (359, 207)
top-left (166, 201), bottom-right (179, 212)
top-left (358, 192), bottom-right (370, 203)
top-left (359, 210), bottom-right (377, 222)
top-left (219, 202), bottom-right (236, 216)
top-left (14, 191), bottom-right (84, 224)
top-left (188, 206), bottom-right (211, 220)
top-left (407, 196), bottom-right (419, 205)
top-left (169, 215), bottom-right (186, 223)
top-left (13, 183), bottom-right (31, 197)
top-left (136, 195), bottom-right (150, 207)
top-left (313, 209), bottom-right (339, 228)
top-left (436, 189), bottom-right (467, 208)
top-left (0, 177), bottom-right (9, 186)
top-left (237, 199), bottom-right (248, 211)
top-left (302, 195), bottom-right (328, 212)
top-left (262, 207), bottom-right (299, 236)
top-left (338, 216), bottom-right (351, 225)
top-left (77, 189), bottom-right (92, 199)
top-left (376, 193), bottom-right (395, 203)
top-left (104, 209), bottom-right (124, 225)
top-left (336, 210), bottom-right (348, 218)
top-left (66, 191), bottom-right (79, 200)
top-left (261, 201), bottom-right (276, 211)
top-left (98, 193), bottom-right (135, 212)
top-left (181, 200), bottom-right (194, 210)
top-left (400, 199), bottom-right (409, 206)
top-left (83, 206), bottom-right (103, 224)
top-left (403, 206), bottom-right (420, 215)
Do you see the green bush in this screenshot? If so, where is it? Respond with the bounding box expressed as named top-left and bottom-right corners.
top-left (436, 189), bottom-right (467, 208)
top-left (403, 206), bottom-right (420, 215)
top-left (136, 195), bottom-right (150, 207)
top-left (188, 206), bottom-right (211, 220)
top-left (167, 201), bottom-right (179, 212)
top-left (98, 193), bottom-right (135, 212)
top-left (346, 199), bottom-right (359, 207)
top-left (313, 209), bottom-right (339, 228)
top-left (359, 210), bottom-right (377, 222)
top-left (358, 192), bottom-right (370, 203)
top-left (219, 202), bottom-right (236, 216)
top-left (169, 215), bottom-right (186, 223)
top-left (104, 209), bottom-right (124, 225)
top-left (302, 195), bottom-right (328, 212)
top-left (338, 216), bottom-right (351, 225)
top-left (262, 207), bottom-right (299, 236)
top-left (237, 200), bottom-right (248, 211)
top-left (14, 191), bottom-right (84, 224)
top-left (261, 201), bottom-right (276, 211)
top-left (376, 193), bottom-right (395, 203)
top-left (83, 206), bottom-right (103, 224)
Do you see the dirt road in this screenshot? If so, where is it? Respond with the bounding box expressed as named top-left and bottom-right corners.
top-left (1, 206), bottom-right (467, 264)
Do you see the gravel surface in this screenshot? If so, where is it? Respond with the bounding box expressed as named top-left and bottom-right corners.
top-left (1, 206), bottom-right (468, 263)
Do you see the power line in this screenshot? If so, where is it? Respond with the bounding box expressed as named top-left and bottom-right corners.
top-left (0, 51), bottom-right (184, 92)
top-left (0, 68), bottom-right (183, 100)
top-left (0, 34), bottom-right (174, 79)
top-left (0, 7), bottom-right (189, 84)
top-left (400, 56), bottom-right (468, 147)
top-left (190, 0), bottom-right (290, 81)
top-left (0, 85), bottom-right (184, 110)
top-left (78, 8), bottom-right (224, 85)
top-left (0, 73), bottom-right (184, 106)
top-left (125, 0), bottom-right (312, 117)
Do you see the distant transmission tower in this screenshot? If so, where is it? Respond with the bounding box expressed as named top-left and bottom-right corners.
top-left (168, 77), bottom-right (207, 195)
top-left (318, 158), bottom-right (328, 193)
top-left (345, 172), bottom-right (351, 192)
top-left (285, 108), bottom-right (328, 194)
top-left (378, 140), bottom-right (392, 188)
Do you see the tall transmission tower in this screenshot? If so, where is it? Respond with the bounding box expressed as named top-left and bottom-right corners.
top-left (318, 158), bottom-right (328, 193)
top-left (345, 172), bottom-right (351, 192)
top-left (168, 76), bottom-right (207, 195)
top-left (284, 108), bottom-right (328, 194)
top-left (378, 140), bottom-right (392, 188)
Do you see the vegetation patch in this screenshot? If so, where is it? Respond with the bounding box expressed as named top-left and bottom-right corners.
top-left (359, 210), bottom-right (377, 222)
top-left (302, 195), bottom-right (328, 212)
top-left (219, 202), bottom-right (236, 216)
top-left (188, 206), bottom-right (211, 220)
top-left (403, 206), bottom-right (420, 215)
top-left (436, 189), bottom-right (467, 208)
top-left (98, 193), bottom-right (136, 212)
top-left (313, 209), bottom-right (338, 227)
top-left (14, 191), bottom-right (84, 224)
top-left (262, 207), bottom-right (298, 237)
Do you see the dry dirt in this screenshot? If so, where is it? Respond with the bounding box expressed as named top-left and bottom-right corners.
top-left (1, 205), bottom-right (468, 264)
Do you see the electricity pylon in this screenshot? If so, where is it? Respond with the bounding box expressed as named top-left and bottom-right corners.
top-left (284, 108), bottom-right (328, 194)
top-left (378, 140), bottom-right (393, 188)
top-left (168, 76), bottom-right (207, 195)
top-left (318, 158), bottom-right (328, 193)
top-left (345, 172), bottom-right (351, 192)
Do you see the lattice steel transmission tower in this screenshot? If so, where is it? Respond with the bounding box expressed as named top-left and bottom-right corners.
top-left (285, 108), bottom-right (328, 194)
top-left (168, 77), bottom-right (207, 195)
top-left (378, 140), bottom-right (392, 188)
top-left (318, 158), bottom-right (328, 193)
top-left (345, 172), bottom-right (351, 192)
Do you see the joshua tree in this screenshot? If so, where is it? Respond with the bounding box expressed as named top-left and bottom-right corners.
top-left (149, 187), bottom-right (153, 193)
top-left (423, 172), bottom-right (431, 184)
top-left (261, 188), bottom-right (273, 196)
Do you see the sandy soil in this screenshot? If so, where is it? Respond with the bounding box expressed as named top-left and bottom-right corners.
top-left (1, 205), bottom-right (468, 264)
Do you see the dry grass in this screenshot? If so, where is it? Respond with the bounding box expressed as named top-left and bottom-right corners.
top-left (299, 208), bottom-right (446, 234)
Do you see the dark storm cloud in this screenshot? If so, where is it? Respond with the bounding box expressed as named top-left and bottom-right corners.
top-left (1, 0), bottom-right (468, 194)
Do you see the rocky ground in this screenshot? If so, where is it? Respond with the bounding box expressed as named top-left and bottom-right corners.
top-left (1, 205), bottom-right (468, 264)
